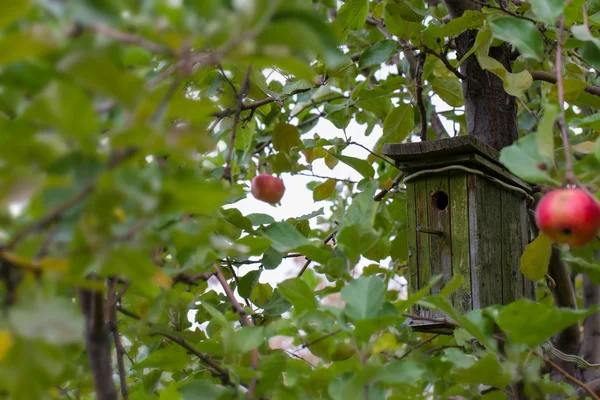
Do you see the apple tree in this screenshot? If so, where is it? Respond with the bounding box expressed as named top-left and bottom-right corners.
top-left (0, 0), bottom-right (599, 399)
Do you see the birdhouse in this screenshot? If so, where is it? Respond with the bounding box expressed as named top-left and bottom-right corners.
top-left (382, 135), bottom-right (535, 333)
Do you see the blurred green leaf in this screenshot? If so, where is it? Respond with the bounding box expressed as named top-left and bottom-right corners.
top-left (278, 278), bottom-right (318, 312)
top-left (519, 233), bottom-right (553, 282)
top-left (496, 298), bottom-right (598, 346)
top-left (341, 276), bottom-right (385, 320)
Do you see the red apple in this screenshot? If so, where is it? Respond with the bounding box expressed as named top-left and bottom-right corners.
top-left (535, 188), bottom-right (600, 247)
top-left (251, 174), bottom-right (285, 205)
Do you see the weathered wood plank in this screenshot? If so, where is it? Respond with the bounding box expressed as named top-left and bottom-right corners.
top-left (406, 181), bottom-right (419, 305)
top-left (520, 200), bottom-right (536, 300)
top-left (449, 171), bottom-right (472, 313)
top-left (415, 178), bottom-right (431, 318)
top-left (426, 172), bottom-right (452, 300)
top-left (501, 189), bottom-right (525, 304)
top-left (468, 174), bottom-right (503, 308)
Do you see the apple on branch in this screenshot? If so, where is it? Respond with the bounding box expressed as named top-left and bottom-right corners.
top-left (535, 188), bottom-right (600, 247)
top-left (251, 174), bottom-right (285, 205)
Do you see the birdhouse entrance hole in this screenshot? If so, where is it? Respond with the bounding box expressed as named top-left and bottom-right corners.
top-left (432, 191), bottom-right (448, 211)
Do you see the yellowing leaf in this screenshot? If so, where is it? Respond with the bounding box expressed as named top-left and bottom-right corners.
top-left (373, 332), bottom-right (400, 354)
top-left (520, 233), bottom-right (553, 281)
top-left (153, 270), bottom-right (173, 289)
top-left (38, 257), bottom-right (69, 273)
top-left (272, 122), bottom-right (302, 152)
top-left (572, 141), bottom-right (596, 154)
top-left (313, 179), bottom-right (336, 201)
top-left (0, 330), bottom-right (13, 361)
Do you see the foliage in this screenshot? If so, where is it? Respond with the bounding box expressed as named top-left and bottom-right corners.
top-left (0, 0), bottom-right (598, 399)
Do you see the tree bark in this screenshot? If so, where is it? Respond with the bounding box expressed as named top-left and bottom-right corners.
top-left (79, 288), bottom-right (118, 400)
top-left (443, 0), bottom-right (518, 150)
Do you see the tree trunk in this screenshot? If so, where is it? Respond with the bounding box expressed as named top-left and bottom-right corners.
top-left (443, 0), bottom-right (518, 150)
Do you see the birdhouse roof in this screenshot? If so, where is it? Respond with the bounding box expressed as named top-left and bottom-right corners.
top-left (382, 135), bottom-right (531, 192)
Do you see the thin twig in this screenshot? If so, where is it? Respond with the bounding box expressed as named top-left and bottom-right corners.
top-left (530, 71), bottom-right (600, 97)
top-left (395, 334), bottom-right (439, 361)
top-left (536, 350), bottom-right (600, 400)
top-left (295, 172), bottom-right (357, 184)
top-left (467, 0), bottom-right (539, 24)
top-left (108, 280), bottom-right (129, 400)
top-left (92, 24), bottom-right (173, 55)
top-left (213, 266), bottom-right (258, 399)
top-left (374, 172), bottom-right (405, 202)
top-left (415, 52), bottom-right (428, 142)
top-left (302, 329), bottom-right (343, 349)
top-left (117, 306), bottom-right (230, 381)
top-left (297, 227), bottom-right (338, 277)
top-left (222, 66), bottom-right (252, 182)
top-left (555, 13), bottom-right (575, 184)
top-left (347, 141), bottom-right (396, 167)
top-left (422, 46), bottom-right (470, 81)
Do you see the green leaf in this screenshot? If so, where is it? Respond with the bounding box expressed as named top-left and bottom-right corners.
top-left (337, 0), bottom-right (368, 34)
top-left (313, 179), bottom-right (336, 201)
top-left (490, 17), bottom-right (543, 61)
top-left (377, 359), bottom-right (425, 385)
top-left (528, 0), bottom-right (565, 26)
top-left (247, 213), bottom-right (276, 226)
top-left (135, 347), bottom-right (189, 371)
top-left (358, 40), bottom-right (400, 69)
top-left (263, 289), bottom-right (292, 315)
top-left (58, 52), bottom-right (145, 108)
top-left (536, 101), bottom-right (558, 164)
top-left (496, 298), bottom-right (598, 346)
top-left (0, 0), bottom-right (32, 30)
top-left (451, 353), bottom-right (512, 388)
top-left (595, 138), bottom-right (600, 162)
top-left (9, 296), bottom-right (83, 345)
top-left (239, 270), bottom-right (261, 298)
top-left (179, 379), bottom-right (227, 400)
top-left (262, 247), bottom-right (283, 270)
top-left (272, 122), bottom-right (302, 152)
top-left (236, 326), bottom-right (265, 353)
top-left (262, 222), bottom-right (310, 252)
top-left (499, 133), bottom-right (555, 183)
top-left (431, 78), bottom-right (464, 107)
top-left (162, 175), bottom-right (231, 215)
top-left (0, 28), bottom-right (59, 67)
top-left (520, 233), bottom-right (553, 282)
top-left (328, 152), bottom-right (374, 179)
top-left (100, 247), bottom-right (157, 282)
top-left (341, 276), bottom-right (385, 320)
top-left (278, 278), bottom-right (318, 312)
top-left (381, 104), bottom-right (414, 148)
top-left (22, 81), bottom-right (99, 139)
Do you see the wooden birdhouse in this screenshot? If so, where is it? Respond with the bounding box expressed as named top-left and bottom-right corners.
top-left (382, 136), bottom-right (535, 333)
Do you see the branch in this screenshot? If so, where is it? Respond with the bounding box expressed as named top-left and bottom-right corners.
top-left (530, 71), bottom-right (600, 97)
top-left (582, 263), bottom-right (600, 382)
top-left (222, 66), bottom-right (252, 182)
top-left (347, 141), bottom-right (396, 167)
top-left (538, 352), bottom-right (600, 400)
top-left (297, 227), bottom-right (338, 277)
top-left (107, 280), bottom-right (129, 400)
top-left (116, 306), bottom-right (230, 382)
top-left (79, 287), bottom-right (118, 400)
top-left (431, 112), bottom-right (450, 139)
top-left (548, 246), bottom-right (581, 375)
top-left (415, 52), bottom-right (428, 142)
top-left (374, 172), bottom-right (406, 202)
top-left (423, 45), bottom-right (469, 81)
top-left (91, 24), bottom-right (173, 55)
top-left (4, 147), bottom-right (137, 250)
top-left (295, 172), bottom-right (357, 184)
top-left (213, 266), bottom-right (258, 399)
top-left (555, 15), bottom-right (575, 184)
